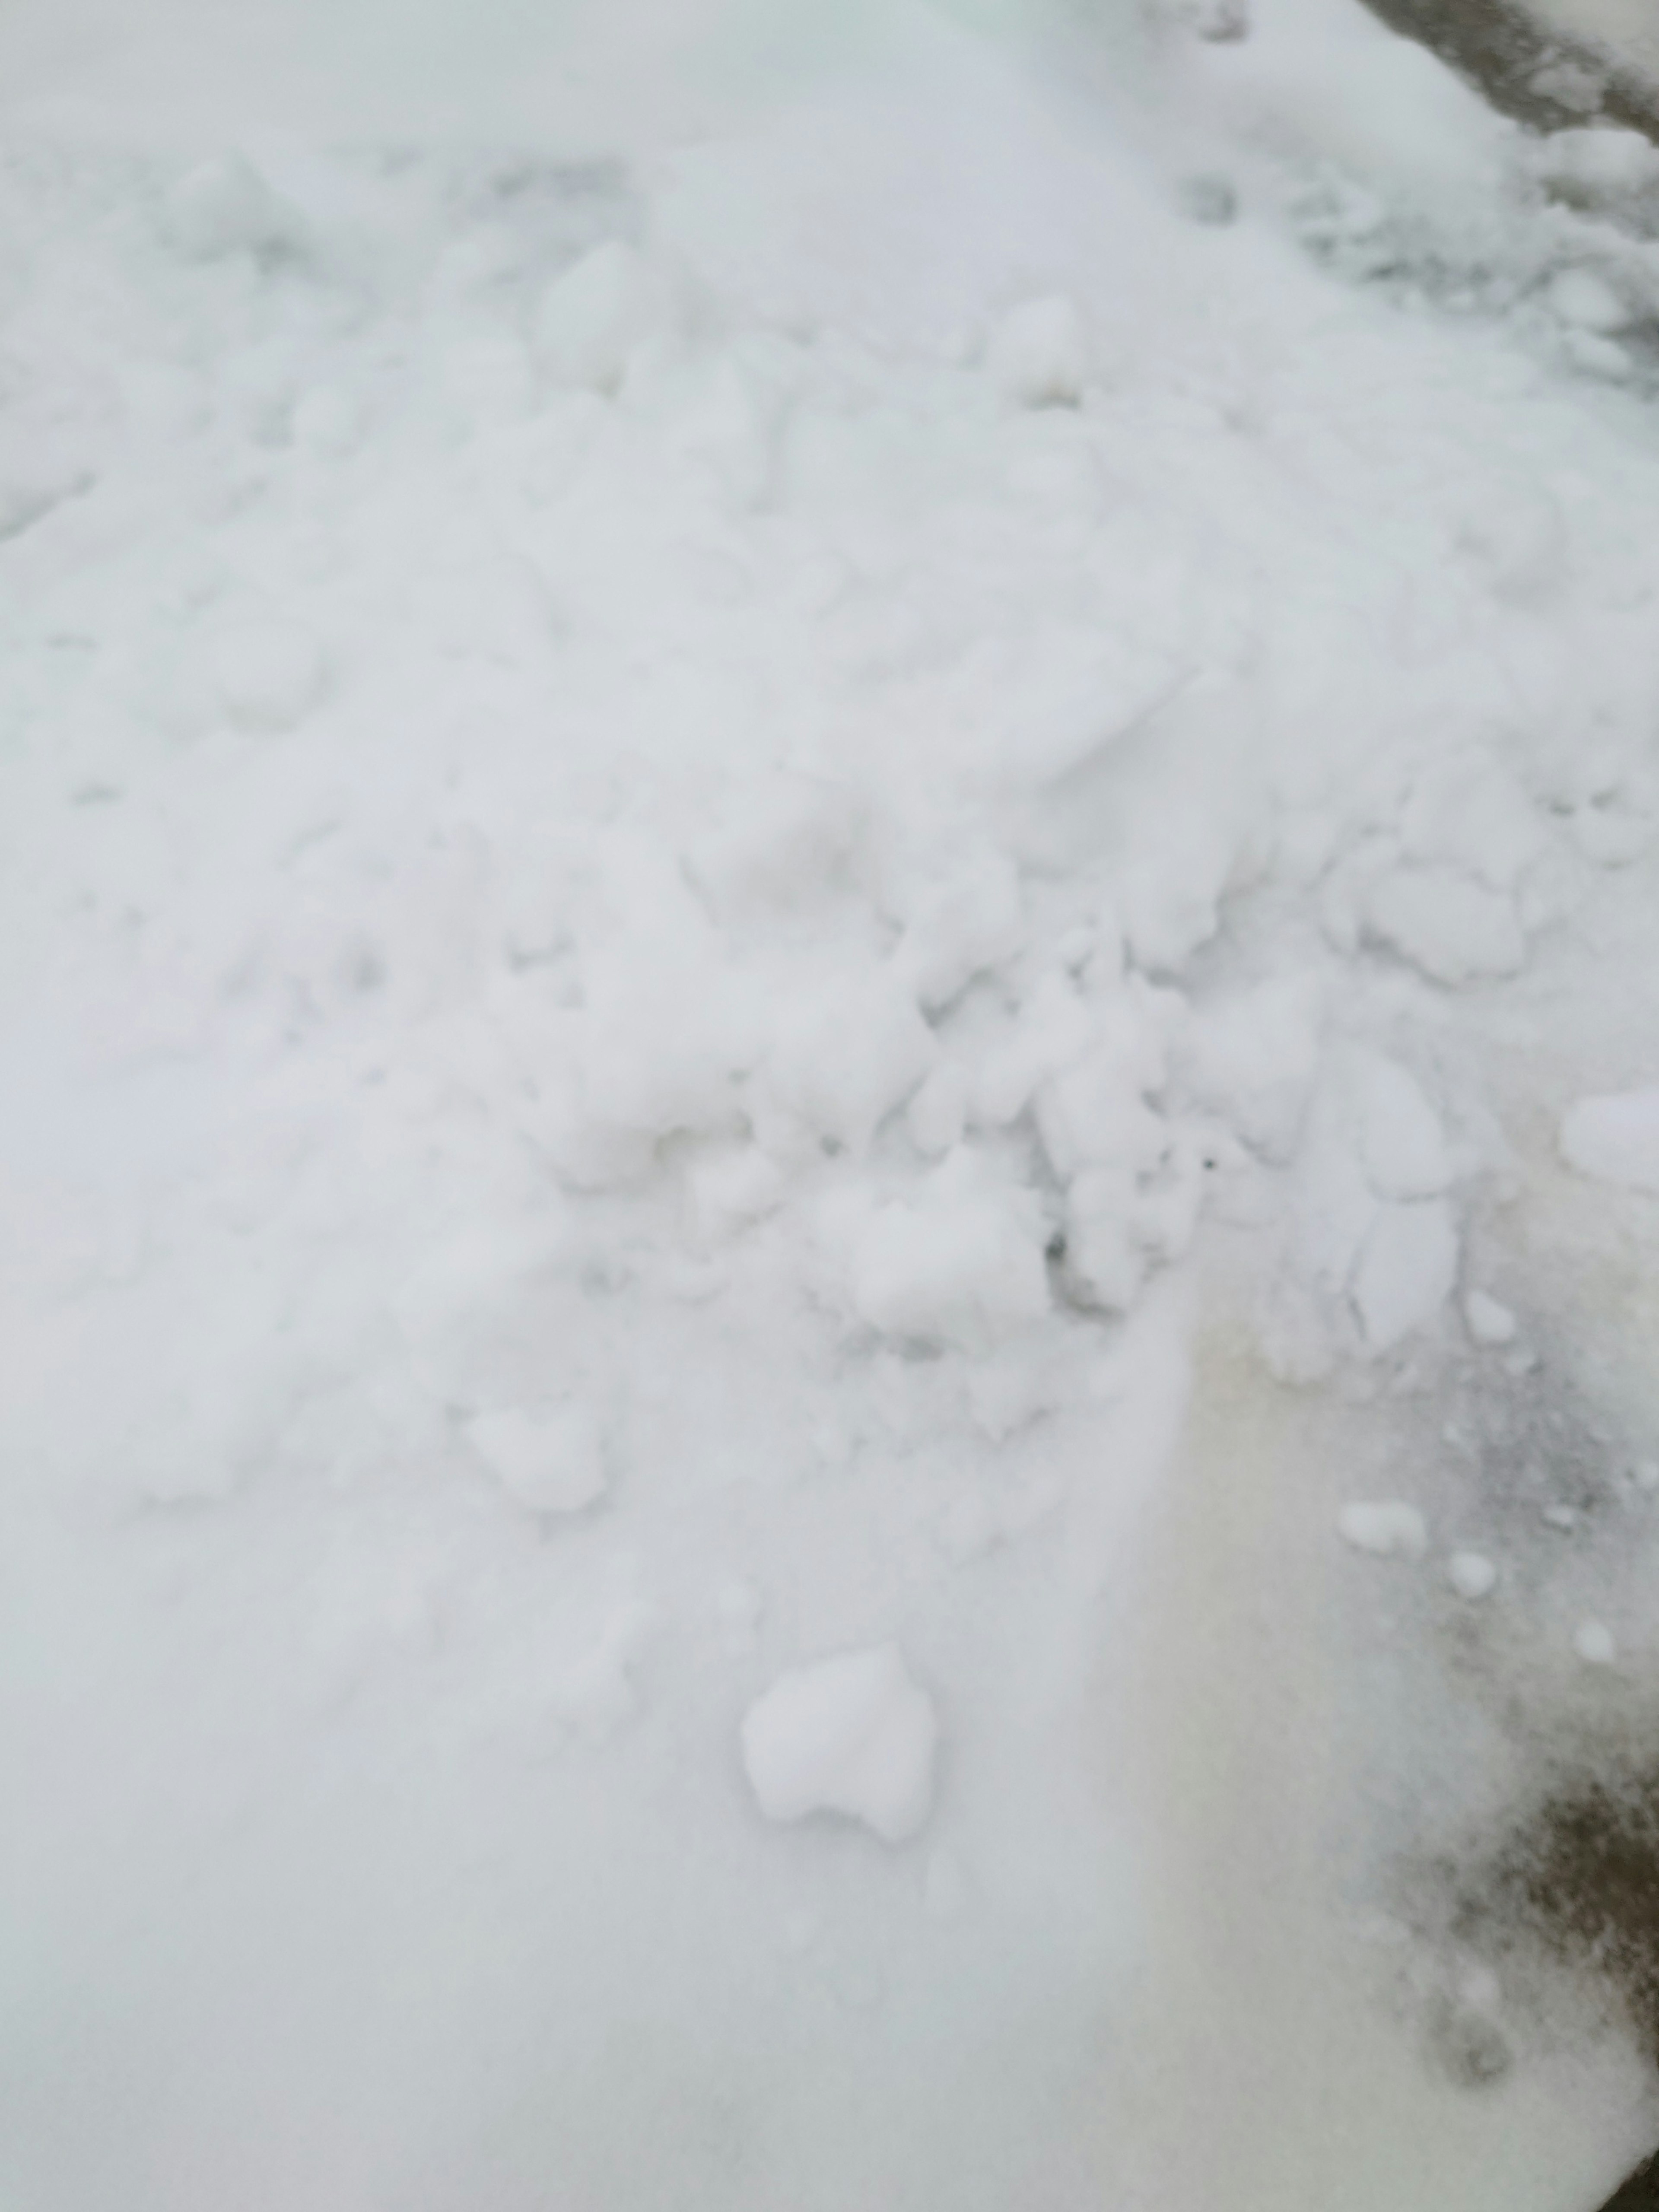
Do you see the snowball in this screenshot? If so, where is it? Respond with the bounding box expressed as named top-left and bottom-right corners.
top-left (846, 1152), bottom-right (1049, 1354)
top-left (1547, 267), bottom-right (1631, 336)
top-left (1464, 1290), bottom-right (1517, 1346)
top-left (210, 620), bottom-right (325, 734)
top-left (534, 239), bottom-right (669, 394)
top-left (165, 153), bottom-right (304, 259)
top-left (1351, 1054), bottom-right (1452, 1200)
top-left (1448, 1551), bottom-right (1498, 1600)
top-left (986, 295), bottom-right (1090, 407)
top-left (1559, 1090), bottom-right (1659, 1193)
top-left (763, 970), bottom-right (936, 1154)
top-left (1351, 1199), bottom-right (1458, 1351)
top-left (466, 1402), bottom-right (608, 1516)
top-left (1363, 868), bottom-right (1526, 985)
top-left (740, 1643), bottom-right (938, 1843)
top-left (1338, 1501), bottom-right (1429, 1558)
top-left (1573, 1620), bottom-right (1617, 1667)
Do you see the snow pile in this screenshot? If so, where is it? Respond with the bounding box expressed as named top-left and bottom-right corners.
top-left (3, 0), bottom-right (1659, 2206)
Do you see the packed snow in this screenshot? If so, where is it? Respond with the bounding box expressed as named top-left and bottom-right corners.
top-left (4, 0), bottom-right (1659, 2207)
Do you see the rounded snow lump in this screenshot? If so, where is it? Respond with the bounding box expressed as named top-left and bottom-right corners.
top-left (741, 1643), bottom-right (938, 1844)
top-left (1338, 1500), bottom-right (1429, 1558)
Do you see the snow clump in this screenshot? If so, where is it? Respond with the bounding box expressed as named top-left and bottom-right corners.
top-left (1338, 1501), bottom-right (1430, 1558)
top-left (741, 1643), bottom-right (939, 1844)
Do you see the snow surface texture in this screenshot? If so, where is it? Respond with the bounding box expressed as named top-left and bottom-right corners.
top-left (4, 1), bottom-right (1659, 2209)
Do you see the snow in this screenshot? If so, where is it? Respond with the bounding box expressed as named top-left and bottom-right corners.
top-left (740, 1643), bottom-right (939, 1843)
top-left (1560, 1088), bottom-right (1659, 1192)
top-left (4, 0), bottom-right (1659, 2205)
top-left (464, 1402), bottom-right (610, 1516)
top-left (534, 239), bottom-right (677, 394)
top-left (1573, 1620), bottom-right (1618, 1667)
top-left (985, 293), bottom-right (1094, 407)
top-left (1464, 1289), bottom-right (1518, 1347)
top-left (1338, 1500), bottom-right (1431, 1558)
top-left (1448, 1549), bottom-right (1499, 1599)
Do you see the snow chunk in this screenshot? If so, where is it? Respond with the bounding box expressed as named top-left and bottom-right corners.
top-left (1338, 1501), bottom-right (1429, 1558)
top-left (165, 154), bottom-right (304, 259)
top-left (467, 1402), bottom-right (609, 1516)
top-left (1363, 868), bottom-right (1525, 985)
top-left (1449, 1551), bottom-right (1498, 1600)
top-left (1351, 1200), bottom-right (1458, 1351)
top-left (535, 240), bottom-right (671, 394)
top-left (893, 850), bottom-right (1023, 1012)
top-left (846, 1151), bottom-right (1049, 1354)
top-left (1573, 1620), bottom-right (1617, 1668)
top-left (1350, 1053), bottom-right (1452, 1200)
top-left (1464, 1290), bottom-right (1517, 1346)
top-left (1177, 976), bottom-right (1323, 1163)
top-left (741, 1643), bottom-right (938, 1843)
top-left (685, 1145), bottom-right (785, 1246)
top-left (763, 969), bottom-right (936, 1155)
top-left (210, 620), bottom-right (325, 734)
top-left (1559, 1090), bottom-right (1659, 1193)
top-left (986, 295), bottom-right (1090, 407)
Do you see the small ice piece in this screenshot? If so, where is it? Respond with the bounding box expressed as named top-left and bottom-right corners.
top-left (986, 295), bottom-right (1090, 407)
top-left (1559, 1090), bottom-right (1659, 1193)
top-left (211, 620), bottom-right (325, 734)
top-left (1338, 1500), bottom-right (1429, 1558)
top-left (741, 1643), bottom-right (938, 1844)
top-left (1547, 267), bottom-right (1631, 335)
top-left (534, 239), bottom-right (667, 393)
top-left (1542, 1503), bottom-right (1579, 1532)
top-left (1573, 1620), bottom-right (1617, 1667)
top-left (1449, 1551), bottom-right (1499, 1600)
top-left (467, 1402), bottom-right (608, 1515)
top-left (165, 153), bottom-right (303, 259)
top-left (1464, 1290), bottom-right (1517, 1346)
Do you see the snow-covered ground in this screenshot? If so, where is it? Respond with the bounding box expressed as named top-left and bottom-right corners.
top-left (5, 3), bottom-right (1659, 2206)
